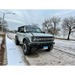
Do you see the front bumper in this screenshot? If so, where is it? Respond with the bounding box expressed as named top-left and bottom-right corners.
top-left (28, 41), bottom-right (55, 49)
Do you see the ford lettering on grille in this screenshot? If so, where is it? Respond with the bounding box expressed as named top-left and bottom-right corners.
top-left (36, 37), bottom-right (53, 42)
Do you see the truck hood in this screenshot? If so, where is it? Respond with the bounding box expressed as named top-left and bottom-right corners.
top-left (32, 33), bottom-right (54, 37)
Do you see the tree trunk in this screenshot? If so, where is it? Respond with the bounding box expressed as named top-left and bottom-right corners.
top-left (67, 29), bottom-right (71, 40)
top-left (47, 26), bottom-right (48, 33)
top-left (53, 23), bottom-right (56, 35)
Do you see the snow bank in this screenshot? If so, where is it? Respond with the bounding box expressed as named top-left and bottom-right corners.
top-left (0, 37), bottom-right (3, 50)
top-left (7, 33), bottom-right (16, 40)
top-left (0, 37), bottom-right (3, 43)
top-left (6, 34), bottom-right (26, 66)
top-left (0, 37), bottom-right (3, 40)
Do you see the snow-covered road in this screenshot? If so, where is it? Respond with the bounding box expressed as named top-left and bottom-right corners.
top-left (6, 33), bottom-right (75, 65)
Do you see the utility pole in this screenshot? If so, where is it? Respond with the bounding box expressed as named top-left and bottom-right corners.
top-left (1, 13), bottom-right (5, 33)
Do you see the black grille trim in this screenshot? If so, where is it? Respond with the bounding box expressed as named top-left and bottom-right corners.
top-left (36, 37), bottom-right (54, 42)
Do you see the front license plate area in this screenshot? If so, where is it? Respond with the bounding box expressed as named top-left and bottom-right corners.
top-left (44, 46), bottom-right (48, 49)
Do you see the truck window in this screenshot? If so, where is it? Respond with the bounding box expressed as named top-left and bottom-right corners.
top-left (18, 27), bottom-right (20, 32)
top-left (20, 27), bottom-right (24, 33)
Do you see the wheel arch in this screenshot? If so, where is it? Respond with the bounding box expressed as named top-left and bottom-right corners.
top-left (23, 37), bottom-right (30, 43)
top-left (15, 35), bottom-right (19, 40)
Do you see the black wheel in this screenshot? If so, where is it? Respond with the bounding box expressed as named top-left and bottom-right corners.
top-left (23, 40), bottom-right (31, 55)
top-left (15, 35), bottom-right (19, 45)
top-left (45, 44), bottom-right (53, 51)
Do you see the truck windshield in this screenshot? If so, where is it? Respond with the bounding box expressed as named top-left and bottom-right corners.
top-left (27, 27), bottom-right (41, 33)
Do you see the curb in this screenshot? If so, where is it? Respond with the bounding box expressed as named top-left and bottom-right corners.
top-left (3, 45), bottom-right (7, 65)
top-left (3, 34), bottom-right (7, 65)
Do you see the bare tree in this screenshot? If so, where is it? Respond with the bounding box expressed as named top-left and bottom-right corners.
top-left (42, 18), bottom-right (52, 33)
top-left (62, 16), bottom-right (75, 40)
top-left (61, 29), bottom-right (68, 38)
top-left (0, 17), bottom-right (8, 32)
top-left (51, 16), bottom-right (61, 35)
top-left (0, 17), bottom-right (2, 30)
top-left (42, 26), bottom-right (46, 32)
top-left (71, 32), bottom-right (75, 38)
top-left (42, 16), bottom-right (61, 35)
top-left (31, 23), bottom-right (39, 27)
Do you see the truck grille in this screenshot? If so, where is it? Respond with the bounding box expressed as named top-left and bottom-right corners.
top-left (36, 37), bottom-right (54, 42)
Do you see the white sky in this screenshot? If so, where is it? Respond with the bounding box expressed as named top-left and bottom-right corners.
top-left (0, 9), bottom-right (75, 30)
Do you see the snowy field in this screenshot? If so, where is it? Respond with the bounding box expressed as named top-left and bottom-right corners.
top-left (6, 33), bottom-right (75, 65)
top-left (54, 39), bottom-right (75, 55)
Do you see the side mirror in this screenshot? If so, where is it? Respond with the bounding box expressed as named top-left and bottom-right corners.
top-left (21, 31), bottom-right (24, 33)
top-left (42, 31), bottom-right (45, 33)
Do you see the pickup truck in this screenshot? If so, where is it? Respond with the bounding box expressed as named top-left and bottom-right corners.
top-left (15, 25), bottom-right (55, 55)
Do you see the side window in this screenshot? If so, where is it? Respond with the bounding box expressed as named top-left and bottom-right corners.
top-left (20, 27), bottom-right (24, 33)
top-left (24, 26), bottom-right (26, 30)
top-left (24, 26), bottom-right (26, 32)
top-left (18, 27), bottom-right (20, 32)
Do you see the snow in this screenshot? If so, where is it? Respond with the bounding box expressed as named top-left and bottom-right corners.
top-left (0, 37), bottom-right (3, 50)
top-left (6, 34), bottom-right (26, 66)
top-left (7, 33), bottom-right (16, 41)
top-left (0, 37), bottom-right (3, 44)
top-left (54, 39), bottom-right (75, 55)
top-left (7, 33), bottom-right (75, 56)
top-left (32, 33), bottom-right (53, 36)
top-left (6, 33), bottom-right (75, 65)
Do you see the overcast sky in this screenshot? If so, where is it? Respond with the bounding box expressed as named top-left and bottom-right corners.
top-left (0, 9), bottom-right (75, 30)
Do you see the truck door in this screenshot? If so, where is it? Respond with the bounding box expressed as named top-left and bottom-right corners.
top-left (17, 27), bottom-right (21, 42)
top-left (19, 27), bottom-right (24, 43)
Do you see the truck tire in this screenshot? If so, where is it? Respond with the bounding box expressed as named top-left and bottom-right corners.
top-left (45, 44), bottom-right (53, 51)
top-left (23, 40), bottom-right (31, 55)
top-left (15, 35), bottom-right (19, 45)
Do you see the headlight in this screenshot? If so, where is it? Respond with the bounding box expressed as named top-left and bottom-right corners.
top-left (31, 37), bottom-right (38, 42)
top-left (33, 37), bottom-right (37, 41)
